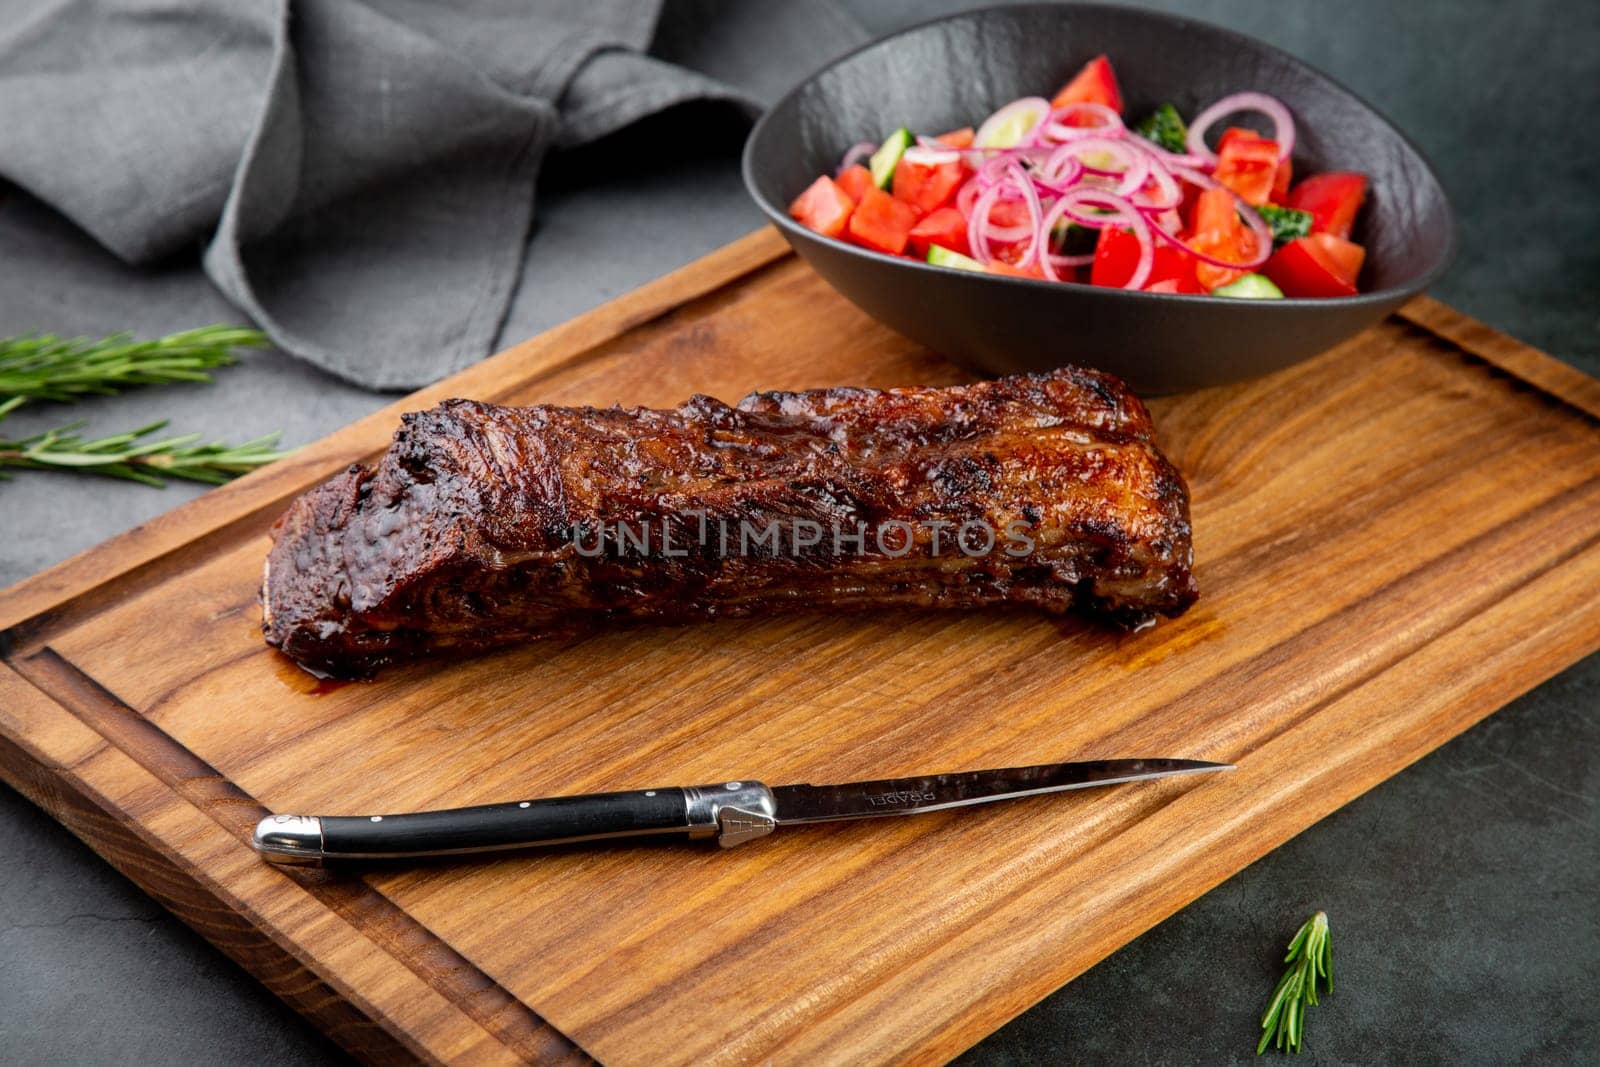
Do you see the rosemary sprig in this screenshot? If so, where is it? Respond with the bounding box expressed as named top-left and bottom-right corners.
top-left (0, 414), bottom-right (289, 487)
top-left (0, 325), bottom-right (268, 403)
top-left (1258, 911), bottom-right (1333, 1055)
top-left (0, 324), bottom-right (291, 487)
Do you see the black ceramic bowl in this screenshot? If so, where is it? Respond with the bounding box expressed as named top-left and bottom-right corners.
top-left (742, 3), bottom-right (1455, 394)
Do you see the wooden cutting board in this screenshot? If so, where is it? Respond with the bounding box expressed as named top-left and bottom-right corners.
top-left (3, 228), bottom-right (1598, 1066)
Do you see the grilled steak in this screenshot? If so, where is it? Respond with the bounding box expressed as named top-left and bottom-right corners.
top-left (263, 367), bottom-right (1197, 677)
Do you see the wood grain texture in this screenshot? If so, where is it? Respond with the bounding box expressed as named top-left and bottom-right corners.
top-left (2, 227), bottom-right (1598, 1065)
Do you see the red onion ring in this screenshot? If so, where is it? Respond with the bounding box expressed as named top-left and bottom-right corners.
top-left (1147, 207), bottom-right (1184, 234)
top-left (977, 151), bottom-right (1015, 186)
top-left (836, 140), bottom-right (875, 175)
top-left (1045, 138), bottom-right (1150, 197)
top-left (966, 178), bottom-right (1034, 243)
top-left (1054, 187), bottom-right (1134, 229)
top-left (1047, 189), bottom-right (1153, 289)
top-left (1038, 147), bottom-right (1080, 184)
top-left (1184, 91), bottom-right (1295, 165)
top-left (1167, 163), bottom-right (1218, 189)
top-left (1006, 163), bottom-right (1045, 267)
top-left (1147, 223), bottom-right (1267, 271)
top-left (1147, 145), bottom-right (1211, 170)
top-left (900, 145), bottom-right (962, 168)
top-left (1036, 102), bottom-right (1124, 144)
top-left (975, 147), bottom-right (1050, 189)
top-left (1129, 148), bottom-right (1182, 211)
top-left (955, 174), bottom-right (982, 217)
top-left (1036, 198), bottom-right (1095, 281)
top-left (985, 210), bottom-right (1035, 244)
top-left (967, 184), bottom-right (1005, 264)
top-left (1030, 156), bottom-right (1084, 194)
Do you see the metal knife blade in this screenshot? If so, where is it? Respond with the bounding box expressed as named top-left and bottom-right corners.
top-left (769, 758), bottom-right (1232, 826)
top-left (253, 758), bottom-right (1232, 865)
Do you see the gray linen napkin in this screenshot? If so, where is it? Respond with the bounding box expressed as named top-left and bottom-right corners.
top-left (0, 0), bottom-right (866, 388)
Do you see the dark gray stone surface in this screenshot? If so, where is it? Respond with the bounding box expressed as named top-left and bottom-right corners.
top-left (2, 2), bottom-right (1596, 1063)
top-left (960, 665), bottom-right (1600, 1066)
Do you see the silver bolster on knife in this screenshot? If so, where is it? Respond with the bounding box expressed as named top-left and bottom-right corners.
top-left (684, 781), bottom-right (778, 847)
top-left (252, 814), bottom-right (325, 866)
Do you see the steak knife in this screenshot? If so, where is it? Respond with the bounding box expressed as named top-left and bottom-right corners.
top-left (252, 758), bottom-right (1231, 866)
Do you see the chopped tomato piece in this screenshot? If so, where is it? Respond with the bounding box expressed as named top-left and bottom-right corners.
top-left (1262, 233), bottom-right (1365, 297)
top-left (1090, 227), bottom-right (1141, 288)
top-left (847, 187), bottom-right (920, 255)
top-left (1271, 171), bottom-right (1292, 204)
top-left (1191, 231), bottom-right (1258, 291)
top-left (1089, 230), bottom-right (1202, 291)
top-left (935, 126), bottom-right (975, 149)
top-left (1306, 232), bottom-right (1365, 284)
top-left (835, 164), bottom-right (874, 203)
top-left (908, 207), bottom-right (971, 257)
top-left (1148, 243), bottom-right (1204, 292)
top-left (1268, 151), bottom-right (1292, 203)
top-left (1189, 186), bottom-right (1239, 237)
top-left (1185, 186), bottom-right (1261, 290)
top-left (892, 154), bottom-right (966, 214)
top-left (986, 259), bottom-right (1046, 279)
top-left (988, 235), bottom-right (1048, 269)
top-left (1213, 127), bottom-right (1289, 206)
top-left (1286, 172), bottom-right (1367, 239)
top-left (987, 198), bottom-right (1031, 229)
top-left (1213, 159), bottom-right (1275, 206)
top-left (1050, 54), bottom-right (1123, 116)
top-left (788, 175), bottom-right (855, 239)
top-left (1217, 128), bottom-right (1278, 161)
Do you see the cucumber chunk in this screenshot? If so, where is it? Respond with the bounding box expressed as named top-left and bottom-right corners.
top-left (926, 245), bottom-right (986, 272)
top-left (869, 128), bottom-right (914, 189)
top-left (1213, 273), bottom-right (1285, 299)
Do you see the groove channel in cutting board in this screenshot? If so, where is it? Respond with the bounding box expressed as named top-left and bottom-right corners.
top-left (2, 229), bottom-right (1598, 1066)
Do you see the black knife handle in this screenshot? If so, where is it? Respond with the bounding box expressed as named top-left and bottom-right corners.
top-left (253, 781), bottom-right (779, 865)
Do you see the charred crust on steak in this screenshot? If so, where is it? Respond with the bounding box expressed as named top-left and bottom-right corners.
top-left (262, 368), bottom-right (1198, 678)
